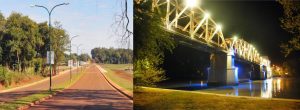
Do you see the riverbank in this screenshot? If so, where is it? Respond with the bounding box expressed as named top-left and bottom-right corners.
top-left (134, 87), bottom-right (300, 110)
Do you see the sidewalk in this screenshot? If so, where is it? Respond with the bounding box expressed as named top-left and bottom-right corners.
top-left (0, 66), bottom-right (82, 103)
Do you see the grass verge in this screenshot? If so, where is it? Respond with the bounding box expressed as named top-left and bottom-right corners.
top-left (134, 87), bottom-right (300, 110)
top-left (101, 64), bottom-right (133, 91)
top-left (0, 66), bottom-right (87, 110)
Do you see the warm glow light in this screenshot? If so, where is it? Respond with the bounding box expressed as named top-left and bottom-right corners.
top-left (186, 0), bottom-right (198, 8)
top-left (233, 36), bottom-right (238, 41)
top-left (252, 45), bottom-right (255, 50)
top-left (204, 12), bottom-right (210, 18)
top-left (216, 24), bottom-right (222, 30)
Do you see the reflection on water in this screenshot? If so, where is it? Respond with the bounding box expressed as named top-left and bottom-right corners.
top-left (201, 78), bottom-right (300, 99)
top-left (261, 79), bottom-right (272, 98)
top-left (160, 78), bottom-right (300, 99)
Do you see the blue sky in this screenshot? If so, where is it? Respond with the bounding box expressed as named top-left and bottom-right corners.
top-left (0, 0), bottom-right (133, 55)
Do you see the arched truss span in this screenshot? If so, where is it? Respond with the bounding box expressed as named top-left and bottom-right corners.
top-left (152, 0), bottom-right (270, 65)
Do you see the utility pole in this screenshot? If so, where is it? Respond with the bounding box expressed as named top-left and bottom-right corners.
top-left (69, 35), bottom-right (78, 82)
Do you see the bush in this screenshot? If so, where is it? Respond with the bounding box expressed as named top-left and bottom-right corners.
top-left (0, 66), bottom-right (40, 87)
top-left (134, 59), bottom-right (165, 87)
top-left (32, 58), bottom-right (43, 74)
top-left (0, 66), bottom-right (13, 87)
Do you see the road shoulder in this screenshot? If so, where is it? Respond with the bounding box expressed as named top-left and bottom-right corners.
top-left (95, 64), bottom-right (133, 99)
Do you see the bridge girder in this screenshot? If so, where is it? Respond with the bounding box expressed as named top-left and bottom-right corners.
top-left (154, 0), bottom-right (228, 50)
top-left (152, 0), bottom-right (270, 66)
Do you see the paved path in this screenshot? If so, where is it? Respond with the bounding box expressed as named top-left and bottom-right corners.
top-left (0, 67), bottom-right (81, 103)
top-left (29, 64), bottom-right (133, 110)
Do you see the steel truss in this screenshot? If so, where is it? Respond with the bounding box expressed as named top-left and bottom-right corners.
top-left (152, 0), bottom-right (270, 66)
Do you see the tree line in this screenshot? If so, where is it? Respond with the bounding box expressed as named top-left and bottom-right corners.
top-left (278, 0), bottom-right (300, 77)
top-left (0, 12), bottom-right (69, 74)
top-left (91, 47), bottom-right (132, 64)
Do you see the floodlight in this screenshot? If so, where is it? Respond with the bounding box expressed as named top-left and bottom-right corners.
top-left (186, 0), bottom-right (197, 8)
top-left (204, 12), bottom-right (210, 18)
top-left (216, 24), bottom-right (222, 30)
top-left (233, 36), bottom-right (238, 41)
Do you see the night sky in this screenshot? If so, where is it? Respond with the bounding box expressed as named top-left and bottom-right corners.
top-left (201, 0), bottom-right (291, 65)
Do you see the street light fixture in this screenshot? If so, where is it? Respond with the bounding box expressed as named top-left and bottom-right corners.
top-left (80, 48), bottom-right (85, 72)
top-left (216, 24), bottom-right (222, 30)
top-left (204, 12), bottom-right (210, 19)
top-left (233, 36), bottom-right (238, 42)
top-left (186, 0), bottom-right (198, 8)
top-left (69, 35), bottom-right (79, 82)
top-left (31, 3), bottom-right (69, 92)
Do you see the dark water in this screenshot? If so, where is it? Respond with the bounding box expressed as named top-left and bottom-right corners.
top-left (159, 78), bottom-right (300, 100)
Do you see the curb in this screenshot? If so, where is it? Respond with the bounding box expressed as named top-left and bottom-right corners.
top-left (95, 64), bottom-right (133, 100)
top-left (17, 90), bottom-right (63, 110)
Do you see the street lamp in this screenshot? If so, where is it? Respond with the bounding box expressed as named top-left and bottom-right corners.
top-left (31, 3), bottom-right (69, 92)
top-left (186, 0), bottom-right (198, 8)
top-left (204, 12), bottom-right (210, 19)
top-left (216, 24), bottom-right (222, 30)
top-left (80, 49), bottom-right (85, 72)
top-left (233, 36), bottom-right (238, 42)
top-left (74, 44), bottom-right (82, 74)
top-left (69, 35), bottom-right (78, 82)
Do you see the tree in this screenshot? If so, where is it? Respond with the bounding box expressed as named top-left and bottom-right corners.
top-left (134, 0), bottom-right (175, 87)
top-left (91, 47), bottom-right (132, 64)
top-left (0, 12), bottom-right (69, 75)
top-left (113, 0), bottom-right (132, 45)
top-left (78, 53), bottom-right (91, 62)
top-left (278, 1), bottom-right (300, 76)
top-left (3, 13), bottom-right (42, 72)
top-left (0, 12), bottom-right (5, 63)
top-left (50, 21), bottom-right (69, 75)
top-left (278, 0), bottom-right (300, 57)
top-left (4, 13), bottom-right (41, 71)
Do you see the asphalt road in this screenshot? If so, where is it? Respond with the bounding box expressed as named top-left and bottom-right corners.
top-left (29, 64), bottom-right (133, 110)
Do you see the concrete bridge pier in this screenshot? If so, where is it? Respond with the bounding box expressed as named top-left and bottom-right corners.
top-left (208, 49), bottom-right (238, 86)
top-left (249, 64), bottom-right (268, 80)
top-left (260, 65), bottom-right (267, 80)
top-left (226, 50), bottom-right (239, 85)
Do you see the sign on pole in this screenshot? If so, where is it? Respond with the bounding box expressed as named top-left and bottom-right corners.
top-left (68, 60), bottom-right (73, 67)
top-left (47, 51), bottom-right (54, 64)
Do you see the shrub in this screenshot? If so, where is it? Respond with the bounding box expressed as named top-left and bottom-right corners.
top-left (134, 59), bottom-right (165, 87)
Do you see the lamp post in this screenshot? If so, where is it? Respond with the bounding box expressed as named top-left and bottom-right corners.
top-left (31, 3), bottom-right (69, 92)
top-left (69, 35), bottom-right (78, 82)
top-left (74, 44), bottom-right (82, 74)
top-left (80, 49), bottom-right (85, 72)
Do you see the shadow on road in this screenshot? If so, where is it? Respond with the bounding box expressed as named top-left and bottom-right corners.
top-left (0, 90), bottom-right (44, 103)
top-left (30, 89), bottom-right (132, 110)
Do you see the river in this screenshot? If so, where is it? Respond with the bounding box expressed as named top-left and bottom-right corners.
top-left (159, 77), bottom-right (300, 100)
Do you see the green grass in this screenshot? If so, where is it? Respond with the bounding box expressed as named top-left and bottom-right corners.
top-left (101, 64), bottom-right (133, 91)
top-left (0, 67), bottom-right (87, 110)
top-left (134, 87), bottom-right (300, 110)
top-left (102, 64), bottom-right (132, 71)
